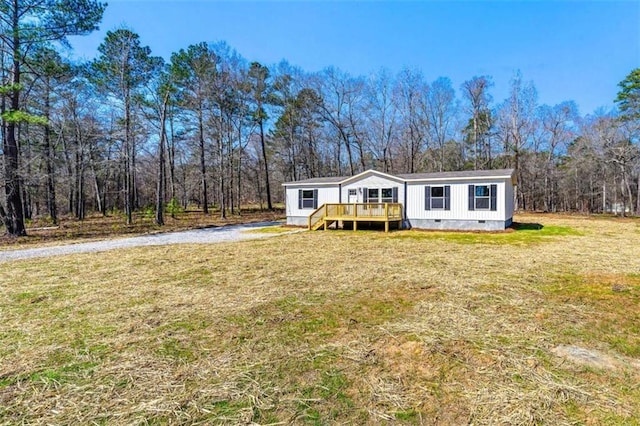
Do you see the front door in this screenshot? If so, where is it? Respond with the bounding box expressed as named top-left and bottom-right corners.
top-left (348, 189), bottom-right (358, 203)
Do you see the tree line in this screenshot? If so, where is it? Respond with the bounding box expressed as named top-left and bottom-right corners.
top-left (1, 1), bottom-right (639, 236)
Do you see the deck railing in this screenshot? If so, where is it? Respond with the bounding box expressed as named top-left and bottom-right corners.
top-left (308, 204), bottom-right (327, 229)
top-left (308, 203), bottom-right (403, 230)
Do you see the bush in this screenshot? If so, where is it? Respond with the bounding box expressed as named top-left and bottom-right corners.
top-left (166, 197), bottom-right (183, 217)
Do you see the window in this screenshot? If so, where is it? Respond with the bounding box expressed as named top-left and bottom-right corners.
top-left (348, 189), bottom-right (357, 196)
top-left (431, 186), bottom-right (444, 209)
top-left (475, 185), bottom-right (490, 209)
top-left (364, 187), bottom-right (398, 203)
top-left (381, 188), bottom-right (394, 203)
top-left (425, 185), bottom-right (450, 210)
top-left (298, 189), bottom-right (317, 209)
top-left (468, 184), bottom-right (497, 211)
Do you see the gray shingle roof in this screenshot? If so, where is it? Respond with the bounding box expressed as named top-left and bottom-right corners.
top-left (283, 176), bottom-right (347, 185)
top-left (282, 169), bottom-right (514, 185)
top-left (397, 168), bottom-right (515, 180)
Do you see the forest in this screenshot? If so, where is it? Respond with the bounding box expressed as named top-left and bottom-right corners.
top-left (1, 1), bottom-right (639, 236)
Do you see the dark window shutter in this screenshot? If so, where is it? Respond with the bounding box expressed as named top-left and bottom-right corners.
top-left (444, 185), bottom-right (451, 210)
top-left (313, 189), bottom-right (318, 209)
top-left (425, 186), bottom-right (431, 210)
top-left (490, 184), bottom-right (497, 211)
top-left (468, 185), bottom-right (475, 211)
top-left (392, 187), bottom-right (398, 203)
top-left (363, 187), bottom-right (368, 203)
top-left (298, 189), bottom-right (303, 210)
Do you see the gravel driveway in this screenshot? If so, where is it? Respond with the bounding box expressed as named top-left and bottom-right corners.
top-left (0, 222), bottom-right (296, 263)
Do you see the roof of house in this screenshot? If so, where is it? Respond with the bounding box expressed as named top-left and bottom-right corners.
top-left (397, 169), bottom-right (515, 181)
top-left (283, 168), bottom-right (515, 186)
top-left (287, 176), bottom-right (347, 185)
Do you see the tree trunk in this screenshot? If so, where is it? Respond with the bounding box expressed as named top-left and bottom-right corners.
top-left (21, 123), bottom-right (32, 220)
top-left (88, 142), bottom-right (105, 215)
top-left (636, 175), bottom-right (640, 216)
top-left (124, 89), bottom-right (133, 224)
top-left (236, 124), bottom-right (243, 213)
top-left (155, 93), bottom-right (169, 226)
top-left (168, 110), bottom-right (176, 201)
top-left (218, 116), bottom-right (226, 219)
top-left (198, 108), bottom-right (209, 214)
top-left (93, 171), bottom-right (102, 214)
top-left (60, 132), bottom-right (75, 214)
top-left (338, 126), bottom-right (354, 176)
top-left (259, 119), bottom-right (272, 210)
top-left (43, 76), bottom-right (57, 224)
top-left (74, 141), bottom-right (85, 220)
top-left (131, 133), bottom-right (138, 211)
top-left (2, 2), bottom-right (26, 236)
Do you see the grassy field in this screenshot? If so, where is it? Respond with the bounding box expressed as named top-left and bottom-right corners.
top-left (0, 214), bottom-right (639, 425)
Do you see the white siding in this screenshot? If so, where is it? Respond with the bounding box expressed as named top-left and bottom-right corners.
top-left (405, 179), bottom-right (509, 221)
top-left (505, 180), bottom-right (515, 218)
top-left (341, 175), bottom-right (405, 205)
top-left (285, 186), bottom-right (340, 217)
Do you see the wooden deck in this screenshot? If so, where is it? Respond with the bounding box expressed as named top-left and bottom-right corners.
top-left (308, 203), bottom-right (403, 233)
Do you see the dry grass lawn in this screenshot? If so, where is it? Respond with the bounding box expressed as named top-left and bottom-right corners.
top-left (0, 213), bottom-right (639, 425)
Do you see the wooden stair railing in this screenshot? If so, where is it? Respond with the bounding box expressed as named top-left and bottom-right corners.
top-left (308, 204), bottom-right (326, 230)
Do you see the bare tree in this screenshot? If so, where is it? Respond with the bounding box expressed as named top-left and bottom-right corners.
top-left (496, 72), bottom-right (538, 209)
top-left (461, 76), bottom-right (493, 170)
top-left (395, 68), bottom-right (428, 173)
top-left (537, 101), bottom-right (578, 211)
top-left (315, 67), bottom-right (360, 176)
top-left (364, 68), bottom-right (399, 173)
top-left (427, 77), bottom-right (457, 171)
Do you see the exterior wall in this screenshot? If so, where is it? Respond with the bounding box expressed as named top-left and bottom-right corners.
top-left (405, 178), bottom-right (512, 230)
top-left (341, 175), bottom-right (405, 206)
top-left (285, 185), bottom-right (339, 225)
top-left (286, 216), bottom-right (311, 226)
top-left (505, 180), bottom-right (515, 219)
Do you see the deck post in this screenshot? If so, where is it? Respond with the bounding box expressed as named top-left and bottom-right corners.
top-left (385, 221), bottom-right (389, 233)
top-left (354, 219), bottom-right (357, 231)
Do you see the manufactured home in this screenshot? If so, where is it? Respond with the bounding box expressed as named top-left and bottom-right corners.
top-left (283, 169), bottom-right (516, 231)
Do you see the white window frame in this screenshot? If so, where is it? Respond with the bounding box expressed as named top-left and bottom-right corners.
top-left (475, 185), bottom-right (491, 210)
top-left (300, 190), bottom-right (316, 209)
top-left (381, 188), bottom-right (394, 203)
top-left (430, 186), bottom-right (445, 210)
top-left (366, 187), bottom-right (396, 203)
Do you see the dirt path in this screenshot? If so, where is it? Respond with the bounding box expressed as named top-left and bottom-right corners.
top-left (0, 222), bottom-right (296, 263)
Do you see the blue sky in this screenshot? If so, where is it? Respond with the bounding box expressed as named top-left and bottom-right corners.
top-left (67, 1), bottom-right (640, 116)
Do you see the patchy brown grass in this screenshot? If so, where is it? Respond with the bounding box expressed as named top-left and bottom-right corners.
top-left (0, 206), bottom-right (285, 250)
top-left (0, 213), bottom-right (639, 424)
